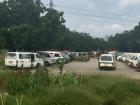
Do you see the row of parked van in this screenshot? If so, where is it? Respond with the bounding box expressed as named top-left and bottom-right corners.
top-left (117, 52), bottom-right (140, 69)
top-left (5, 51), bottom-right (90, 68)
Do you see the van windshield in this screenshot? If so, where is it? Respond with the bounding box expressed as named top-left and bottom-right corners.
top-left (101, 56), bottom-right (112, 61)
top-left (6, 53), bottom-right (17, 59)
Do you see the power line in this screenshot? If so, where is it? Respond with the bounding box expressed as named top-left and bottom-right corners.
top-left (44, 3), bottom-right (139, 24)
top-left (45, 4), bottom-right (139, 36)
top-left (54, 5), bottom-right (139, 22)
top-left (60, 9), bottom-right (138, 26)
top-left (49, 0), bottom-right (54, 8)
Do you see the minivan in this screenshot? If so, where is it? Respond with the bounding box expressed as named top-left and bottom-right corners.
top-left (5, 52), bottom-right (43, 68)
top-left (39, 51), bottom-right (56, 66)
top-left (73, 52), bottom-right (90, 62)
top-left (99, 54), bottom-right (116, 70)
top-left (45, 51), bottom-right (64, 63)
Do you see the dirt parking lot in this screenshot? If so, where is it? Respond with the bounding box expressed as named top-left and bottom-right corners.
top-left (50, 58), bottom-right (140, 79)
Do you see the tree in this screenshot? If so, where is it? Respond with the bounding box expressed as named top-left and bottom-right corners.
top-left (38, 8), bottom-right (66, 50)
top-left (0, 0), bottom-right (45, 27)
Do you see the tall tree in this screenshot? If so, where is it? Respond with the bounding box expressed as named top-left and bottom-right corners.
top-left (38, 8), bottom-right (66, 49)
top-left (0, 0), bottom-right (45, 27)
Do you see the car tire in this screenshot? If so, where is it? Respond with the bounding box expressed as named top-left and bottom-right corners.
top-left (36, 63), bottom-right (41, 69)
top-left (44, 61), bottom-right (49, 66)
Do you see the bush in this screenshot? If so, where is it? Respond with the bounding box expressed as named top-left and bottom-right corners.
top-left (1, 72), bottom-right (140, 105)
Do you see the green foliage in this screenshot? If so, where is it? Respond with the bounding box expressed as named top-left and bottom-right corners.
top-left (4, 70), bottom-right (48, 96)
top-left (1, 73), bottom-right (140, 105)
top-left (56, 58), bottom-right (65, 74)
top-left (0, 0), bottom-right (108, 52)
top-left (0, 70), bottom-right (81, 96)
top-left (107, 22), bottom-right (140, 52)
top-left (49, 73), bottom-right (79, 86)
top-left (0, 0), bottom-right (45, 27)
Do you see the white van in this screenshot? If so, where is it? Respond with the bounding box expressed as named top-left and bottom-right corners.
top-left (39, 51), bottom-right (56, 66)
top-left (130, 53), bottom-right (140, 67)
top-left (5, 52), bottom-right (43, 68)
top-left (99, 54), bottom-right (116, 70)
top-left (46, 51), bottom-right (64, 63)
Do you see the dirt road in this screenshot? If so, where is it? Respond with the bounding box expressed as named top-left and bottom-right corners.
top-left (50, 58), bottom-right (140, 79)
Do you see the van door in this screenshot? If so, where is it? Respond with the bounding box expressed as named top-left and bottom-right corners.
top-left (30, 54), bottom-right (35, 67)
top-left (22, 54), bottom-right (31, 68)
top-left (17, 54), bottom-right (23, 67)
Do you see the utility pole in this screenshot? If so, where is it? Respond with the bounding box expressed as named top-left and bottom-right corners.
top-left (49, 0), bottom-right (54, 8)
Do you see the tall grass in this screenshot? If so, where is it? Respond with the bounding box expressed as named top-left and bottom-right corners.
top-left (0, 51), bottom-right (10, 70)
top-left (0, 70), bottom-right (140, 105)
top-left (0, 69), bottom-right (81, 96)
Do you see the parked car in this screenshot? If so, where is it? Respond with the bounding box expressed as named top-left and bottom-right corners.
top-left (46, 51), bottom-right (64, 63)
top-left (98, 54), bottom-right (116, 70)
top-left (127, 55), bottom-right (136, 66)
top-left (39, 51), bottom-right (56, 66)
top-left (5, 52), bottom-right (43, 68)
top-left (130, 54), bottom-right (140, 67)
top-left (73, 52), bottom-right (90, 62)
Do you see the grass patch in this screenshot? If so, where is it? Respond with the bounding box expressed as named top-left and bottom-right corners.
top-left (0, 70), bottom-right (140, 105)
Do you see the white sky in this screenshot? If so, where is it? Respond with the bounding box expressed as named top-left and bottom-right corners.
top-left (41, 0), bottom-right (140, 37)
top-left (1, 0), bottom-right (140, 37)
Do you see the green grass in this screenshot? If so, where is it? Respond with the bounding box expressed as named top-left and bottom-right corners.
top-left (0, 70), bottom-right (140, 105)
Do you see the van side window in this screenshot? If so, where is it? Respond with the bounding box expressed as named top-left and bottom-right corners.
top-left (6, 53), bottom-right (17, 59)
top-left (45, 53), bottom-right (50, 57)
top-left (55, 53), bottom-right (60, 57)
top-left (19, 54), bottom-right (22, 59)
top-left (31, 54), bottom-right (35, 62)
top-left (22, 54), bottom-right (29, 59)
top-left (83, 53), bottom-right (85, 56)
top-left (28, 54), bottom-right (30, 59)
top-left (76, 53), bottom-right (79, 56)
top-left (36, 54), bottom-right (41, 58)
top-left (135, 57), bottom-right (138, 60)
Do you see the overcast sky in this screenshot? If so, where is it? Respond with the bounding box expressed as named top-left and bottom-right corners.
top-left (41, 0), bottom-right (140, 37)
top-left (1, 0), bottom-right (140, 37)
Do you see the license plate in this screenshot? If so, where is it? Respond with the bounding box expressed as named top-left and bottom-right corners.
top-left (100, 63), bottom-right (112, 66)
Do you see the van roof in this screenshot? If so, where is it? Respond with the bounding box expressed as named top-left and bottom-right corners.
top-left (7, 52), bottom-right (34, 54)
top-left (101, 54), bottom-right (113, 56)
top-left (41, 51), bottom-right (61, 53)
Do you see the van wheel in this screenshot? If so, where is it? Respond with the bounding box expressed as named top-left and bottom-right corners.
top-left (20, 64), bottom-right (23, 69)
top-left (44, 61), bottom-right (49, 66)
top-left (36, 64), bottom-right (40, 69)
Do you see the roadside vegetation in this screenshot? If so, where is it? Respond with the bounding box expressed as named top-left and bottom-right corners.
top-left (1, 51), bottom-right (140, 105)
top-left (0, 69), bottom-right (140, 105)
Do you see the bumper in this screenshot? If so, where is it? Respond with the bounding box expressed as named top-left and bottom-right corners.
top-left (99, 63), bottom-right (116, 69)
